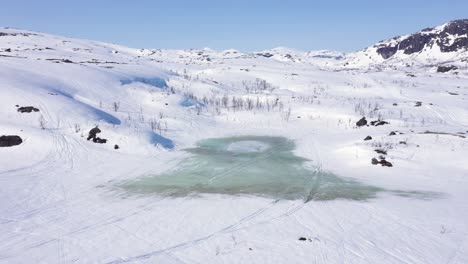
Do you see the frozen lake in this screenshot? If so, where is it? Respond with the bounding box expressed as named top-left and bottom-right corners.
top-left (120, 136), bottom-right (394, 201)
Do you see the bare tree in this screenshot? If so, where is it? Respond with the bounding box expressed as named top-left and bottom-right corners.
top-left (113, 101), bottom-right (120, 112)
top-left (39, 115), bottom-right (47, 129)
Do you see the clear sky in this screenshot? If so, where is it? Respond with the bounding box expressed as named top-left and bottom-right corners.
top-left (1, 0), bottom-right (467, 52)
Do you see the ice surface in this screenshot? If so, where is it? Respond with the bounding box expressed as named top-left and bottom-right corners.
top-left (122, 136), bottom-right (387, 201)
top-left (120, 77), bottom-right (167, 88)
top-left (226, 140), bottom-right (270, 153)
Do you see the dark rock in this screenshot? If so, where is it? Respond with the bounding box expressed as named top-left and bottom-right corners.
top-left (4, 48), bottom-right (11, 52)
top-left (415, 102), bottom-right (422, 107)
top-left (393, 103), bottom-right (398, 106)
top-left (364, 136), bottom-right (372, 141)
top-left (372, 157), bottom-right (393, 167)
top-left (0, 135), bottom-right (22, 147)
top-left (376, 46), bottom-right (397, 59)
top-left (389, 131), bottom-right (397, 136)
top-left (437, 65), bottom-right (458, 73)
top-left (380, 160), bottom-right (393, 167)
top-left (93, 137), bottom-right (107, 144)
top-left (375, 149), bottom-right (387, 155)
top-left (370, 120), bottom-right (389, 126)
top-left (87, 126), bottom-right (101, 141)
top-left (17, 106), bottom-right (39, 113)
top-left (399, 141), bottom-right (407, 145)
top-left (114, 144), bottom-right (119, 149)
top-left (356, 117), bottom-right (367, 127)
top-left (62, 59), bottom-right (73, 63)
top-left (298, 237), bottom-right (307, 241)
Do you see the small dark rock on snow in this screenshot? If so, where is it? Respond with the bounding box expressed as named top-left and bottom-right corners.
top-left (389, 131), bottom-right (397, 136)
top-left (93, 137), bottom-right (107, 144)
top-left (114, 144), bottom-right (119, 150)
top-left (356, 117), bottom-right (367, 127)
top-left (380, 159), bottom-right (393, 167)
top-left (0, 135), bottom-right (23, 147)
top-left (364, 136), bottom-right (372, 141)
top-left (17, 106), bottom-right (39, 113)
top-left (370, 120), bottom-right (389, 126)
top-left (371, 158), bottom-right (393, 167)
top-left (375, 149), bottom-right (387, 155)
top-left (298, 237), bottom-right (307, 241)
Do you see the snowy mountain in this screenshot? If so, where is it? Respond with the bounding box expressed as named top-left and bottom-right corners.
top-left (345, 19), bottom-right (468, 69)
top-left (1, 21), bottom-right (468, 264)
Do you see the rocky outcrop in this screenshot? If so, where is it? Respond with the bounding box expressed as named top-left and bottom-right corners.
top-left (437, 65), bottom-right (458, 73)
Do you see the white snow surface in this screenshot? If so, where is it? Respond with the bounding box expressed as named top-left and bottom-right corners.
top-left (0, 27), bottom-right (468, 263)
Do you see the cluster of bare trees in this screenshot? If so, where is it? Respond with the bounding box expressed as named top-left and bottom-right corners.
top-left (242, 78), bottom-right (277, 94)
top-left (184, 92), bottom-right (287, 114)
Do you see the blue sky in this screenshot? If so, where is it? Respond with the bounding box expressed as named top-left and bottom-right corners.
top-left (1, 0), bottom-right (467, 52)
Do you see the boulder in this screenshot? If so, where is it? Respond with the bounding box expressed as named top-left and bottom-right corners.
top-left (87, 126), bottom-right (101, 141)
top-left (437, 65), bottom-right (458, 73)
top-left (380, 160), bottom-right (393, 167)
top-left (93, 137), bottom-right (107, 144)
top-left (370, 120), bottom-right (389, 126)
top-left (375, 149), bottom-right (387, 155)
top-left (356, 117), bottom-right (367, 127)
top-left (0, 135), bottom-right (22, 147)
top-left (364, 136), bottom-right (372, 141)
top-left (17, 106), bottom-right (39, 113)
top-left (371, 157), bottom-right (393, 167)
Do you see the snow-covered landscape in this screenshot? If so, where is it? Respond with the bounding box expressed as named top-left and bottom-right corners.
top-left (1, 19), bottom-right (468, 263)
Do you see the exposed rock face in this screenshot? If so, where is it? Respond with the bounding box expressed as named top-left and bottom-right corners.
top-left (375, 19), bottom-right (468, 59)
top-left (0, 32), bottom-right (37, 37)
top-left (437, 65), bottom-right (458, 73)
top-left (0, 135), bottom-right (23, 147)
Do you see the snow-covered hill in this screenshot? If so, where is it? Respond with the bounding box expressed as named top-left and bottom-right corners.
top-left (1, 21), bottom-right (468, 264)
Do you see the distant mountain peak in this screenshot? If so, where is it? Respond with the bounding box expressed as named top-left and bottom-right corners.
top-left (375, 19), bottom-right (468, 59)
